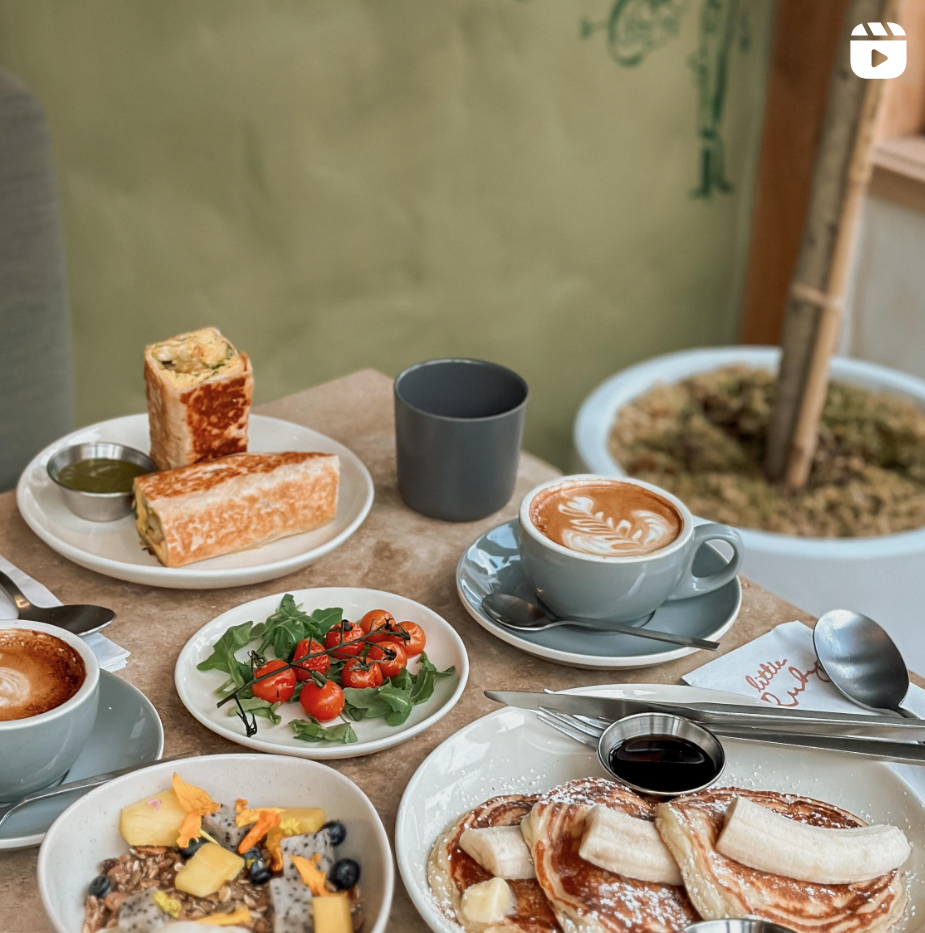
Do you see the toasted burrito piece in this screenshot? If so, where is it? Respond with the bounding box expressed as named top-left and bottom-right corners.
top-left (133, 452), bottom-right (339, 567)
top-left (144, 327), bottom-right (254, 471)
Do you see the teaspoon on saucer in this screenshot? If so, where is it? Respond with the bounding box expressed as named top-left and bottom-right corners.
top-left (482, 593), bottom-right (720, 651)
top-left (0, 570), bottom-right (115, 637)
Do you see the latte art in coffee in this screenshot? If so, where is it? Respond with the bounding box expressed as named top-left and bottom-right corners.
top-left (0, 630), bottom-right (85, 722)
top-left (530, 481), bottom-right (683, 557)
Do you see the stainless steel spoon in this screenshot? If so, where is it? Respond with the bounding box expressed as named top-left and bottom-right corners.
top-left (0, 570), bottom-right (115, 637)
top-left (814, 609), bottom-right (920, 720)
top-left (482, 593), bottom-right (720, 650)
top-left (0, 754), bottom-right (192, 831)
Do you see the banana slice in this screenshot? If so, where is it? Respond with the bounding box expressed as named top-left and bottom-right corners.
top-left (716, 795), bottom-right (910, 884)
top-left (460, 877), bottom-right (514, 924)
top-left (459, 825), bottom-right (536, 879)
top-left (578, 805), bottom-right (682, 885)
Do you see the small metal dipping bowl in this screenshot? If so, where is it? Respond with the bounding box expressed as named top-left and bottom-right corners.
top-left (47, 443), bottom-right (156, 522)
top-left (685, 921), bottom-right (797, 933)
top-left (597, 712), bottom-right (725, 797)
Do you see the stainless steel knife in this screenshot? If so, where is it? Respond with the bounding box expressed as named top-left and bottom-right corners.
top-left (485, 690), bottom-right (925, 742)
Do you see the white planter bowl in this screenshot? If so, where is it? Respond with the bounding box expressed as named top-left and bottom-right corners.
top-left (575, 346), bottom-right (925, 673)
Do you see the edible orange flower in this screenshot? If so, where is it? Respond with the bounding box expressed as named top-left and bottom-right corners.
top-left (290, 853), bottom-right (327, 895)
top-left (237, 809), bottom-right (281, 854)
top-left (265, 818), bottom-right (302, 871)
top-left (171, 773), bottom-right (220, 848)
top-left (234, 805), bottom-right (283, 829)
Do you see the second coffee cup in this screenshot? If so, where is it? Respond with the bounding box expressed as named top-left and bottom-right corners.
top-left (0, 621), bottom-right (100, 801)
top-left (518, 474), bottom-right (743, 624)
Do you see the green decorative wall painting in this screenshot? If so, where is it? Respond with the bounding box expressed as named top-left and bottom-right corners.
top-left (536, 0), bottom-right (752, 199)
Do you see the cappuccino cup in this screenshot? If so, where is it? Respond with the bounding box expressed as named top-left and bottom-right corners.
top-left (518, 475), bottom-right (743, 624)
top-left (0, 621), bottom-right (100, 801)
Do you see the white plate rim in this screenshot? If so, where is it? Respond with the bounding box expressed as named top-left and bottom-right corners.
top-left (36, 752), bottom-right (395, 933)
top-left (455, 525), bottom-right (742, 669)
top-left (395, 682), bottom-right (925, 933)
top-left (16, 413), bottom-right (375, 588)
top-left (174, 586), bottom-right (470, 760)
top-left (0, 671), bottom-right (165, 851)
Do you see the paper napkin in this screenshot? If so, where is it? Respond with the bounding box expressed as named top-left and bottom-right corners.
top-left (0, 554), bottom-right (130, 672)
top-left (684, 620), bottom-right (925, 716)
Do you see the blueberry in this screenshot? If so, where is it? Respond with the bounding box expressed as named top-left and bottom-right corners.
top-left (178, 837), bottom-right (205, 859)
top-left (242, 846), bottom-right (262, 861)
top-left (249, 859), bottom-right (272, 885)
top-left (322, 820), bottom-right (347, 847)
top-left (87, 875), bottom-right (111, 899)
top-left (328, 858), bottom-right (360, 891)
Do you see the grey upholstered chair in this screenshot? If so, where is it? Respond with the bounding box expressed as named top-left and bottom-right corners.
top-left (0, 67), bottom-right (74, 492)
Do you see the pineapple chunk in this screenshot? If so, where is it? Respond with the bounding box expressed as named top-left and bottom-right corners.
top-left (313, 895), bottom-right (352, 933)
top-left (120, 788), bottom-right (188, 846)
top-left (175, 843), bottom-right (244, 897)
top-left (278, 808), bottom-right (325, 834)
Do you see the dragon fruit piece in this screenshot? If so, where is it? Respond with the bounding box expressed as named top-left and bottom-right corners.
top-left (269, 877), bottom-right (314, 933)
top-left (116, 891), bottom-right (172, 933)
top-left (280, 828), bottom-right (334, 882)
top-left (201, 803), bottom-right (247, 852)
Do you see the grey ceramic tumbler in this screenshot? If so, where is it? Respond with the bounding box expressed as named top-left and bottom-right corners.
top-left (394, 358), bottom-right (528, 522)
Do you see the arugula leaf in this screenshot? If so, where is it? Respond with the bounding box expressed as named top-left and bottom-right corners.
top-left (229, 698), bottom-right (282, 725)
top-left (291, 718), bottom-right (358, 745)
top-left (197, 622), bottom-right (257, 679)
top-left (305, 607), bottom-right (343, 639)
top-left (257, 595), bottom-right (313, 659)
top-left (342, 686), bottom-right (399, 721)
top-left (409, 652), bottom-right (456, 706)
top-left (341, 654), bottom-right (456, 726)
top-left (256, 597), bottom-right (344, 660)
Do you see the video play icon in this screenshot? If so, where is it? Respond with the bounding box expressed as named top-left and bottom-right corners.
top-left (850, 22), bottom-right (907, 79)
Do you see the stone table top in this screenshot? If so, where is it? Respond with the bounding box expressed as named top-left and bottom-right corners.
top-left (0, 369), bottom-right (819, 933)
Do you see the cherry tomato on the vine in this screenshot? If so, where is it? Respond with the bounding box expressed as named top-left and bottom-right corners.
top-left (298, 680), bottom-right (345, 721)
top-left (251, 659), bottom-right (296, 703)
top-left (341, 658), bottom-right (384, 690)
top-left (324, 620), bottom-right (365, 659)
top-left (291, 638), bottom-right (330, 681)
top-left (368, 642), bottom-right (407, 680)
top-left (359, 609), bottom-right (395, 640)
top-left (384, 621), bottom-right (426, 657)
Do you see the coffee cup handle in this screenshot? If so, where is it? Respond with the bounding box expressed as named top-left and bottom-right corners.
top-left (667, 523), bottom-right (744, 600)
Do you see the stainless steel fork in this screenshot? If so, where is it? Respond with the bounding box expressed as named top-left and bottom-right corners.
top-left (535, 707), bottom-right (925, 766)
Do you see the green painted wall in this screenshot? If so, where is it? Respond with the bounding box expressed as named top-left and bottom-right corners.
top-left (0, 0), bottom-right (772, 467)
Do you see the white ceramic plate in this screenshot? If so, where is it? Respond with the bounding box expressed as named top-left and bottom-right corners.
top-left (0, 672), bottom-right (163, 851)
top-left (38, 753), bottom-right (393, 933)
top-left (396, 683), bottom-right (925, 933)
top-left (16, 413), bottom-right (374, 589)
top-left (175, 587), bottom-right (469, 760)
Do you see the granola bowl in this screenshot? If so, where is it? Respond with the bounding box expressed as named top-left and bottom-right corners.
top-left (36, 753), bottom-right (393, 933)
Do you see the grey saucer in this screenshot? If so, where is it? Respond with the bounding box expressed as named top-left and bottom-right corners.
top-left (456, 520), bottom-right (741, 670)
top-left (0, 671), bottom-right (163, 849)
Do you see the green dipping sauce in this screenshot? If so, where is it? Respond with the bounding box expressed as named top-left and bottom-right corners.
top-left (57, 458), bottom-right (149, 494)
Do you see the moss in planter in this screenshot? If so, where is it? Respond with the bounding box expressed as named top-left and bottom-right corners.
top-left (609, 366), bottom-right (925, 537)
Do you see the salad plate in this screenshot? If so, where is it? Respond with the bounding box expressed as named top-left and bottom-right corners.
top-left (38, 753), bottom-right (393, 933)
top-left (0, 672), bottom-right (163, 851)
top-left (457, 520), bottom-right (741, 669)
top-left (16, 413), bottom-right (374, 589)
top-left (396, 683), bottom-right (925, 933)
top-left (175, 587), bottom-right (469, 760)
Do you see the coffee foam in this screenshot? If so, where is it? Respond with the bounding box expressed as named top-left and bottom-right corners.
top-left (530, 481), bottom-right (683, 557)
top-left (0, 630), bottom-right (85, 722)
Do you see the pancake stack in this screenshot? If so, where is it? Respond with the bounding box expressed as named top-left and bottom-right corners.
top-left (428, 781), bottom-right (910, 933)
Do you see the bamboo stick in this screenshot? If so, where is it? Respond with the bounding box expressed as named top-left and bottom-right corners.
top-left (783, 73), bottom-right (888, 487)
top-left (765, 0), bottom-right (895, 485)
